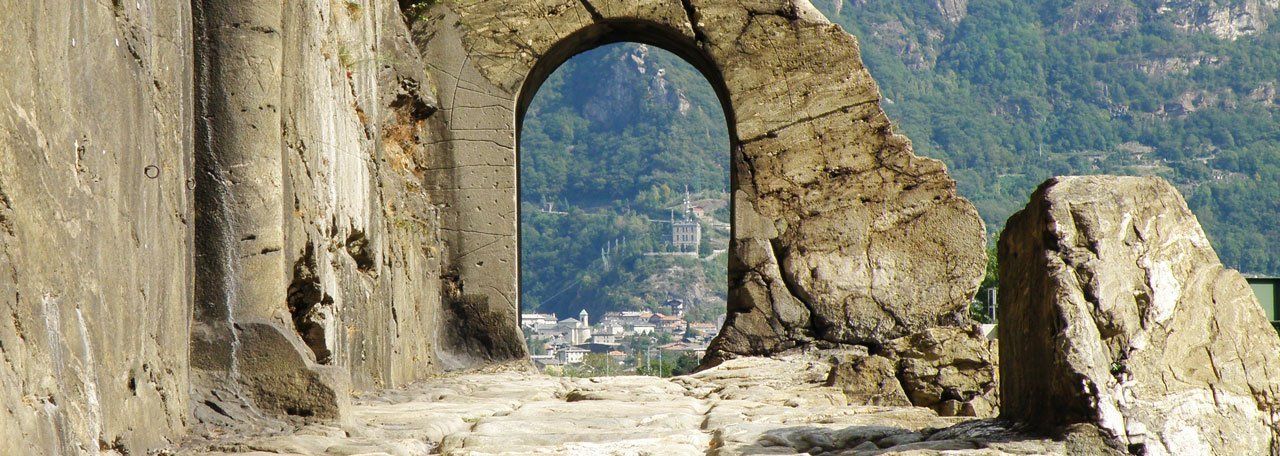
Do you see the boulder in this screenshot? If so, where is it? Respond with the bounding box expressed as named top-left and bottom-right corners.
top-left (826, 349), bottom-right (911, 407)
top-left (883, 327), bottom-right (999, 417)
top-left (824, 327), bottom-right (999, 417)
top-left (236, 321), bottom-right (350, 421)
top-left (999, 176), bottom-right (1280, 454)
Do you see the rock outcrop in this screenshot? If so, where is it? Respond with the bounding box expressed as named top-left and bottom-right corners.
top-left (1159, 0), bottom-right (1279, 40)
top-left (4, 0), bottom-right (1192, 453)
top-left (189, 0), bottom-right (471, 431)
top-left (882, 327), bottom-right (998, 417)
top-left (9, 0), bottom-right (1280, 454)
top-left (827, 327), bottom-right (998, 417)
top-left (0, 0), bottom-right (992, 452)
top-left (0, 0), bottom-right (524, 452)
top-left (999, 176), bottom-right (1280, 454)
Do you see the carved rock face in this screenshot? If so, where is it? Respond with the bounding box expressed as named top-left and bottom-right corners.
top-left (999, 176), bottom-right (1280, 454)
top-left (418, 0), bottom-right (987, 364)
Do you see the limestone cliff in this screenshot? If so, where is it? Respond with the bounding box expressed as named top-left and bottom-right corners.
top-left (1159, 0), bottom-right (1280, 40)
top-left (0, 0), bottom-right (516, 452)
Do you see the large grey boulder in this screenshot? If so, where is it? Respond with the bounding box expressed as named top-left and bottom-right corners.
top-left (999, 176), bottom-right (1280, 454)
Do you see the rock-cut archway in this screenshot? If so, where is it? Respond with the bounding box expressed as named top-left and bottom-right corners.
top-left (417, 0), bottom-right (987, 365)
top-left (514, 35), bottom-right (734, 357)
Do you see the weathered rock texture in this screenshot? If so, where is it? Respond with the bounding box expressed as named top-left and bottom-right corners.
top-left (1159, 0), bottom-right (1279, 40)
top-left (181, 354), bottom-right (1069, 455)
top-left (827, 327), bottom-right (998, 417)
top-left (999, 175), bottom-right (1280, 455)
top-left (412, 0), bottom-right (986, 366)
top-left (0, 0), bottom-right (495, 452)
top-left (190, 0), bottom-right (476, 429)
top-left (0, 1), bottom-right (194, 452)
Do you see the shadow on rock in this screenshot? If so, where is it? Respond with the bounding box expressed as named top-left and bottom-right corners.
top-left (743, 419), bottom-right (1067, 455)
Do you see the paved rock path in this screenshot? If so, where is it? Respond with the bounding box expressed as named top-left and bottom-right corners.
top-left (180, 356), bottom-right (1065, 455)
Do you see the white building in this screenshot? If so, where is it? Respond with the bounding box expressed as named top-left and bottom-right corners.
top-left (558, 347), bottom-right (590, 364)
top-left (632, 323), bottom-right (656, 335)
top-left (531, 354), bottom-right (564, 372)
top-left (521, 312), bottom-right (558, 328)
top-left (601, 323), bottom-right (626, 336)
top-left (557, 310), bottom-right (592, 345)
top-left (531, 321), bottom-right (559, 334)
top-left (603, 311), bottom-right (651, 327)
top-left (591, 333), bottom-right (617, 344)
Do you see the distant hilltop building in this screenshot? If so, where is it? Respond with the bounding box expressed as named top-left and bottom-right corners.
top-left (671, 188), bottom-right (702, 251)
top-left (664, 298), bottom-right (685, 318)
top-left (555, 310), bottom-right (592, 345)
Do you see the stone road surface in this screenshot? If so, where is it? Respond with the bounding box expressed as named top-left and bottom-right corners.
top-left (179, 356), bottom-right (1065, 455)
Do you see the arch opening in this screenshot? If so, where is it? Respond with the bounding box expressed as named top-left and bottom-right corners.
top-left (515, 22), bottom-right (738, 376)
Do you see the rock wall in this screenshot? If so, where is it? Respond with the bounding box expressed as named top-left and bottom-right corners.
top-left (0, 0), bottom-right (464, 452)
top-left (0, 1), bottom-right (193, 451)
top-left (999, 176), bottom-right (1280, 454)
top-left (277, 0), bottom-right (448, 396)
top-left (190, 0), bottom-right (461, 427)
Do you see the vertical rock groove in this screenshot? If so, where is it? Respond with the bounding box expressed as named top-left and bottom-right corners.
top-left (190, 0), bottom-right (342, 424)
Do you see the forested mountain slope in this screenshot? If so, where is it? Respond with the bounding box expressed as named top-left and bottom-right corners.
top-left (519, 44), bottom-right (730, 320)
top-left (816, 0), bottom-right (1279, 275)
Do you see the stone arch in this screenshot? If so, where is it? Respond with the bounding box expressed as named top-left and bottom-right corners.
top-left (418, 0), bottom-right (987, 365)
top-left (512, 21), bottom-right (738, 325)
top-left (513, 19), bottom-right (738, 141)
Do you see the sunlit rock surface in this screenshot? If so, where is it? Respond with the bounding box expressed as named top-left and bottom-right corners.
top-left (1000, 176), bottom-right (1280, 455)
top-left (11, 0), bottom-right (1276, 454)
top-left (181, 355), bottom-right (1066, 455)
top-left (0, 1), bottom-right (193, 451)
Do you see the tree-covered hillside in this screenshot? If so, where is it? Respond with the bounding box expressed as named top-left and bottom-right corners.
top-left (816, 0), bottom-right (1279, 275)
top-left (519, 44), bottom-right (730, 319)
